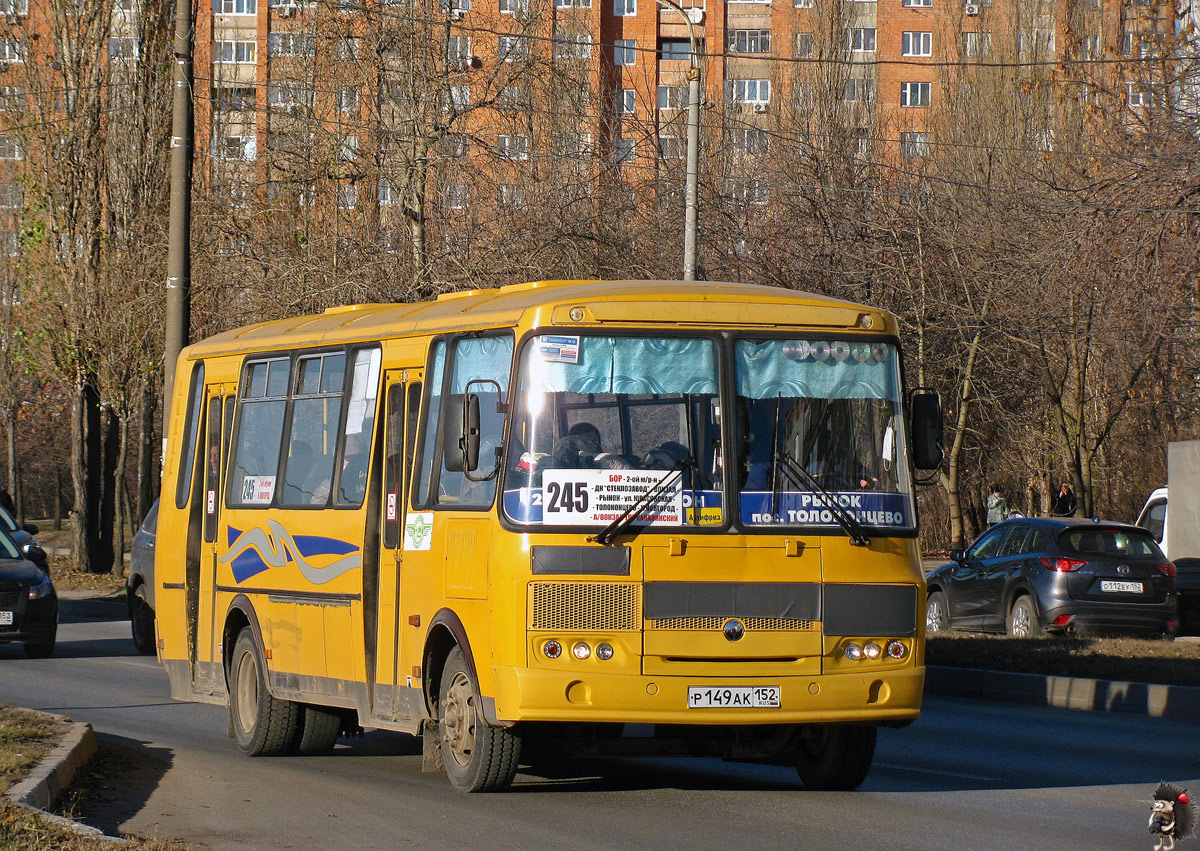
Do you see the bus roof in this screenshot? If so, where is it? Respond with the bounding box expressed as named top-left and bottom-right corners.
top-left (182, 279), bottom-right (894, 359)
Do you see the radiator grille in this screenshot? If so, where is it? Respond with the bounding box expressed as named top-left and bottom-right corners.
top-left (649, 616), bottom-right (817, 631)
top-left (0, 589), bottom-right (22, 609)
top-left (530, 582), bottom-right (641, 631)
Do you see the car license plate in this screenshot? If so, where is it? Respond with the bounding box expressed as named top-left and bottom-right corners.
top-left (0, 611), bottom-right (12, 625)
top-left (688, 686), bottom-right (780, 708)
top-left (1100, 580), bottom-right (1143, 593)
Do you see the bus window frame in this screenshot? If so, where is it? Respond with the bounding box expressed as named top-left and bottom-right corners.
top-left (175, 361), bottom-right (205, 510)
top-left (411, 331), bottom-right (515, 513)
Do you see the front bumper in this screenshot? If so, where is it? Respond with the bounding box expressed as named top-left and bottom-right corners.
top-left (490, 664), bottom-right (924, 726)
top-left (0, 595), bottom-right (57, 643)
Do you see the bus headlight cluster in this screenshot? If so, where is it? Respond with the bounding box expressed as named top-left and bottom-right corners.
top-left (541, 639), bottom-right (616, 661)
top-left (844, 640), bottom-right (908, 661)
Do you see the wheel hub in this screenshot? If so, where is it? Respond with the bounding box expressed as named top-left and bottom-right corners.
top-left (442, 672), bottom-right (476, 767)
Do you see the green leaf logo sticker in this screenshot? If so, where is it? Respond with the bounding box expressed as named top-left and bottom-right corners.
top-left (404, 512), bottom-right (434, 551)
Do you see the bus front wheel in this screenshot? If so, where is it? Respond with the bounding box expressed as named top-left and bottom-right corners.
top-left (229, 628), bottom-right (300, 757)
top-left (793, 724), bottom-right (877, 791)
top-left (438, 647), bottom-right (521, 792)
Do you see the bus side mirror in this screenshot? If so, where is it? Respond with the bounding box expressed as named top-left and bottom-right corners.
top-left (910, 390), bottom-right (944, 471)
top-left (442, 393), bottom-right (480, 473)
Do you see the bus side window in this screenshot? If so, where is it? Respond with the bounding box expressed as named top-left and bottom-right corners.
top-left (383, 385), bottom-right (406, 549)
top-left (203, 397), bottom-right (223, 542)
top-left (175, 362), bottom-right (205, 509)
top-left (335, 348), bottom-right (381, 507)
top-left (229, 358), bottom-right (289, 507)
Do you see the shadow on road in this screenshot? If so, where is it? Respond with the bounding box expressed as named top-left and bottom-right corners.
top-left (54, 733), bottom-right (176, 839)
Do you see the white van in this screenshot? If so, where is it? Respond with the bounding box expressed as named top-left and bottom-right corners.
top-left (1136, 442), bottom-right (1200, 633)
top-left (1135, 486), bottom-right (1168, 554)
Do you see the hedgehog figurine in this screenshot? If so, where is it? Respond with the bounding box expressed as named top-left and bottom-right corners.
top-left (1150, 783), bottom-right (1196, 851)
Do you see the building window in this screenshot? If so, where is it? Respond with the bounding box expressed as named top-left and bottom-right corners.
top-left (337, 86), bottom-right (359, 115)
top-left (900, 131), bottom-right (930, 158)
top-left (962, 31), bottom-right (990, 57)
top-left (440, 0), bottom-right (471, 13)
top-left (902, 31), bottom-right (931, 56)
top-left (214, 40), bottom-right (256, 63)
top-left (1083, 33), bottom-right (1100, 59)
top-left (337, 136), bottom-right (358, 162)
top-left (1126, 82), bottom-right (1147, 107)
top-left (443, 134), bottom-right (469, 158)
top-left (657, 84), bottom-right (686, 110)
top-left (552, 132), bottom-right (592, 158)
top-left (497, 85), bottom-right (529, 110)
top-left (1018, 28), bottom-right (1055, 55)
top-left (795, 32), bottom-right (814, 56)
top-left (378, 179), bottom-right (395, 206)
top-left (447, 35), bottom-right (472, 69)
top-left (615, 0), bottom-right (636, 14)
top-left (726, 78), bottom-right (770, 105)
top-left (901, 0), bottom-right (930, 5)
top-left (842, 77), bottom-right (872, 102)
top-left (555, 32), bottom-right (593, 60)
top-left (723, 178), bottom-right (768, 204)
top-left (614, 138), bottom-right (635, 163)
top-left (445, 183), bottom-right (469, 209)
top-left (213, 0), bottom-right (256, 13)
top-left (445, 85), bottom-right (470, 109)
top-left (0, 38), bottom-right (26, 63)
top-left (109, 36), bottom-right (141, 59)
top-left (267, 81), bottom-right (314, 112)
top-left (498, 184), bottom-right (525, 209)
top-left (497, 134), bottom-right (529, 160)
top-left (214, 135), bottom-right (255, 161)
top-left (730, 128), bottom-right (769, 154)
top-left (0, 86), bottom-right (22, 112)
top-left (851, 127), bottom-right (870, 155)
top-left (730, 29), bottom-right (771, 53)
top-left (336, 184), bottom-right (358, 210)
top-left (0, 0), bottom-right (28, 15)
top-left (658, 136), bottom-right (684, 159)
top-left (659, 39), bottom-right (691, 60)
top-left (555, 0), bottom-right (591, 8)
top-left (213, 86), bottom-right (256, 110)
top-left (267, 33), bottom-right (316, 57)
top-left (615, 39), bottom-right (636, 65)
top-left (846, 27), bottom-right (876, 52)
top-left (614, 88), bottom-right (636, 114)
top-left (498, 36), bottom-right (528, 62)
top-left (900, 81), bottom-right (931, 107)
top-left (499, 0), bottom-right (530, 12)
top-left (794, 0), bottom-right (813, 7)
top-left (792, 82), bottom-right (813, 109)
top-left (0, 183), bottom-right (22, 208)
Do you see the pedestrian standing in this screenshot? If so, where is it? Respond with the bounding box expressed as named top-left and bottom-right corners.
top-left (1051, 481), bottom-right (1078, 517)
top-left (986, 485), bottom-right (1009, 526)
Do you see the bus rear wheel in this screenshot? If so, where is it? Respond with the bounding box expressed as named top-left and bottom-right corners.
top-left (793, 724), bottom-right (877, 791)
top-left (229, 628), bottom-right (300, 756)
top-left (293, 705), bottom-right (342, 755)
top-left (438, 647), bottom-right (521, 792)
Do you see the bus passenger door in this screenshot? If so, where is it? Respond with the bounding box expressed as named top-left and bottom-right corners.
top-left (195, 389), bottom-right (228, 695)
top-left (375, 371), bottom-right (422, 723)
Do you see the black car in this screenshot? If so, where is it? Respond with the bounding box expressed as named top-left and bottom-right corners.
top-left (926, 518), bottom-right (1177, 637)
top-left (0, 504), bottom-right (47, 570)
top-left (126, 500), bottom-right (157, 654)
top-left (0, 528), bottom-right (55, 657)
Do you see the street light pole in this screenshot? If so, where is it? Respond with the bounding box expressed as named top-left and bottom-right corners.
top-left (163, 0), bottom-right (194, 425)
top-left (660, 0), bottom-right (701, 281)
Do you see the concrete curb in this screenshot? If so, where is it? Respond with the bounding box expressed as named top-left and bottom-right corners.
top-left (926, 665), bottom-right (1200, 720)
top-left (3, 711), bottom-right (110, 838)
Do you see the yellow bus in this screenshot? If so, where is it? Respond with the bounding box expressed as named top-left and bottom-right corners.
top-left (155, 279), bottom-right (943, 792)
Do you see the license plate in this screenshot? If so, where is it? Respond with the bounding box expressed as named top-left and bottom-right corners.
top-left (688, 686), bottom-right (780, 708)
top-left (0, 611), bottom-right (12, 625)
top-left (1100, 580), bottom-right (1143, 593)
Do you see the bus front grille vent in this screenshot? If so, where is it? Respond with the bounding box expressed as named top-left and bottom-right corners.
top-left (649, 617), bottom-right (817, 632)
top-left (530, 582), bottom-right (642, 631)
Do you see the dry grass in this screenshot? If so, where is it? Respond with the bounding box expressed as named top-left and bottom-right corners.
top-left (0, 706), bottom-right (66, 791)
top-left (50, 556), bottom-right (125, 596)
top-left (926, 634), bottom-right (1200, 686)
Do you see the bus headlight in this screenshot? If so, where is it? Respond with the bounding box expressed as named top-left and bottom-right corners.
top-left (844, 643), bottom-right (863, 661)
top-left (595, 643), bottom-right (614, 661)
top-left (886, 640), bottom-right (907, 659)
top-left (543, 640), bottom-right (562, 659)
top-left (572, 642), bottom-right (591, 660)
top-left (863, 641), bottom-right (882, 660)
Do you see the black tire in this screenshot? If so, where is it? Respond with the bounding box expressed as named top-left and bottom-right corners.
top-left (23, 628), bottom-right (56, 660)
top-left (793, 724), bottom-right (877, 791)
top-left (293, 705), bottom-right (342, 755)
top-left (925, 591), bottom-right (948, 634)
top-left (1007, 595), bottom-right (1044, 638)
top-left (228, 628), bottom-right (300, 756)
top-left (129, 585), bottom-right (156, 654)
top-left (438, 647), bottom-right (521, 792)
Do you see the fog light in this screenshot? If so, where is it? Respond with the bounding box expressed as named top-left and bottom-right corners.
top-left (864, 641), bottom-right (882, 660)
top-left (886, 640), bottom-right (907, 659)
top-left (844, 643), bottom-right (863, 661)
top-left (543, 640), bottom-right (562, 659)
top-left (596, 642), bottom-right (614, 660)
top-left (572, 642), bottom-right (591, 660)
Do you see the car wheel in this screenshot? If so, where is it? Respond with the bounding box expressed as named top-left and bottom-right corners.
top-left (23, 628), bottom-right (56, 659)
top-left (926, 591), bottom-right (949, 634)
top-left (129, 585), bottom-right (156, 654)
top-left (293, 705), bottom-right (343, 755)
top-left (793, 724), bottom-right (877, 791)
top-left (1007, 595), bottom-right (1044, 638)
top-left (228, 628), bottom-right (300, 756)
top-left (438, 647), bottom-right (521, 792)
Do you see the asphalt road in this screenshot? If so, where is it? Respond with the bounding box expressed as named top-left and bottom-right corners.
top-left (1, 600), bottom-right (1197, 851)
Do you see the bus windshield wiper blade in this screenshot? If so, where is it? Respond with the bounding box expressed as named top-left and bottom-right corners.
top-left (588, 458), bottom-right (694, 546)
top-left (774, 453), bottom-right (870, 547)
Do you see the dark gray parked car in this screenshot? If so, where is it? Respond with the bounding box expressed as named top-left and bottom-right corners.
top-left (926, 518), bottom-right (1177, 637)
top-left (126, 500), bottom-right (157, 654)
top-left (0, 529), bottom-right (55, 658)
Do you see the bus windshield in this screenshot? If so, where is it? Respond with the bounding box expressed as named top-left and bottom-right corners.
top-left (735, 338), bottom-right (915, 532)
top-left (503, 334), bottom-right (723, 529)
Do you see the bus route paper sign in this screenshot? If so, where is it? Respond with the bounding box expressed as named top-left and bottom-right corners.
top-left (239, 476), bottom-right (275, 505)
top-left (539, 469), bottom-right (683, 526)
top-left (538, 335), bottom-right (580, 364)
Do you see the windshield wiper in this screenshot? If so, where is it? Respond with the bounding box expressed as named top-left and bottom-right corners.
top-left (774, 452), bottom-right (870, 547)
top-left (588, 458), bottom-right (694, 546)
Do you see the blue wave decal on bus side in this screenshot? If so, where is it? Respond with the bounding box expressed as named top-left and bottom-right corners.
top-left (221, 520), bottom-right (362, 584)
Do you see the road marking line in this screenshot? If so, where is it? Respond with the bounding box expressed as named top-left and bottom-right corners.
top-left (875, 761), bottom-right (1001, 781)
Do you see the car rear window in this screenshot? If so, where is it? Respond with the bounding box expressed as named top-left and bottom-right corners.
top-left (1058, 528), bottom-right (1163, 558)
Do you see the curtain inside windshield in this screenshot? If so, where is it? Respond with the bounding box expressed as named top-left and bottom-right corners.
top-left (503, 335), bottom-right (722, 528)
top-left (734, 339), bottom-right (914, 531)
